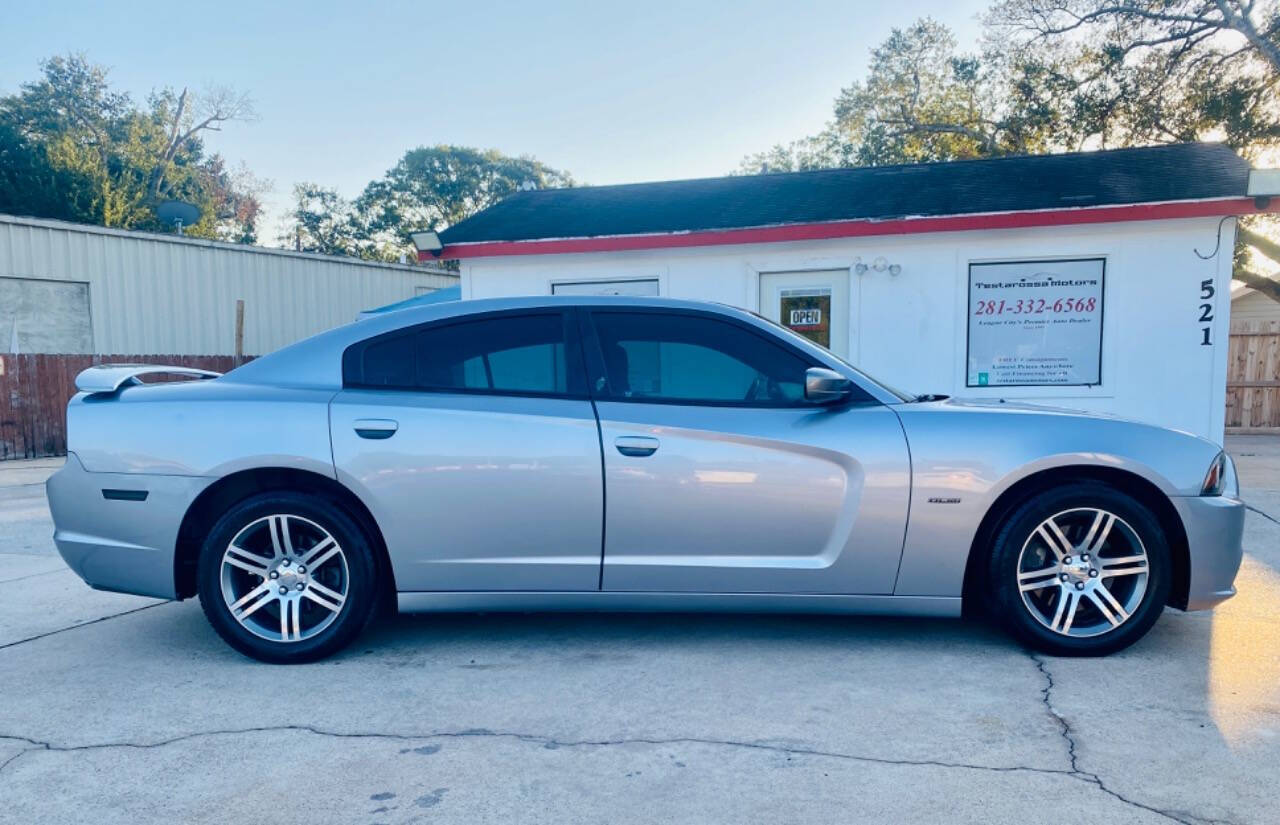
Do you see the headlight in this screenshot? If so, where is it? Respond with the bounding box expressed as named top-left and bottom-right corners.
top-left (1201, 451), bottom-right (1239, 497)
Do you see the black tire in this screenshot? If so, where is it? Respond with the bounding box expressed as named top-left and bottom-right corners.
top-left (197, 491), bottom-right (378, 664)
top-left (988, 481), bottom-right (1171, 657)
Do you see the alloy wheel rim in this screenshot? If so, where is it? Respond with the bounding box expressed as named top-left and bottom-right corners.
top-left (1016, 507), bottom-right (1149, 638)
top-left (219, 514), bottom-right (349, 643)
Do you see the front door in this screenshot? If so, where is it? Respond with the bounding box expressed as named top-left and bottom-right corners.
top-left (584, 307), bottom-right (910, 595)
top-left (759, 270), bottom-right (851, 359)
top-left (330, 309), bottom-right (604, 592)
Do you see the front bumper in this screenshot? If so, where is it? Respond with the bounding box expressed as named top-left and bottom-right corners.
top-left (1170, 494), bottom-right (1245, 611)
top-left (47, 453), bottom-right (211, 599)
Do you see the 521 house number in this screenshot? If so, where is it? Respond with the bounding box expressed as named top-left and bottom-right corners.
top-left (1199, 279), bottom-right (1215, 346)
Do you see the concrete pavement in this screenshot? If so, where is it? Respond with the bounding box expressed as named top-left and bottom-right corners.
top-left (0, 442), bottom-right (1277, 824)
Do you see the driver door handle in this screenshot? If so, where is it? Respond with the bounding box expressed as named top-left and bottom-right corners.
top-left (615, 436), bottom-right (659, 457)
top-left (354, 419), bottom-right (398, 440)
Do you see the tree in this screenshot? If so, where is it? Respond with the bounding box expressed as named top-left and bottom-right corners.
top-left (279, 183), bottom-right (359, 257)
top-left (740, 19), bottom-right (1069, 173)
top-left (278, 145), bottom-right (573, 263)
top-left (740, 6), bottom-right (1280, 300)
top-left (0, 54), bottom-right (262, 241)
top-left (988, 1), bottom-right (1280, 151)
top-left (988, 0), bottom-right (1280, 298)
top-left (352, 145), bottom-right (574, 260)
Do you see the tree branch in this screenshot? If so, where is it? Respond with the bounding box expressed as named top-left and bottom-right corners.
top-left (898, 121), bottom-right (1002, 153)
top-left (1016, 4), bottom-right (1222, 39)
top-left (1240, 225), bottom-right (1280, 266)
top-left (1213, 0), bottom-right (1280, 73)
top-left (149, 87), bottom-right (188, 201)
top-left (1235, 267), bottom-right (1280, 304)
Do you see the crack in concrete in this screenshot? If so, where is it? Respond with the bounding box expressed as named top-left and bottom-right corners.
top-left (0, 567), bottom-right (67, 585)
top-left (0, 602), bottom-right (167, 652)
top-left (1245, 503), bottom-right (1280, 525)
top-left (1028, 652), bottom-right (1240, 825)
top-left (0, 725), bottom-right (1076, 780)
top-left (0, 592), bottom-right (1249, 824)
top-left (0, 720), bottom-right (1245, 825)
top-left (0, 747), bottom-right (33, 775)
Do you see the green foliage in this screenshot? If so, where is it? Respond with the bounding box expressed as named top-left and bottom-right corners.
top-left (987, 0), bottom-right (1280, 157)
top-left (280, 183), bottom-right (359, 257)
top-left (738, 2), bottom-right (1280, 298)
top-left (740, 19), bottom-right (1071, 173)
top-left (353, 145), bottom-right (574, 261)
top-left (282, 145), bottom-right (574, 262)
top-left (0, 54), bottom-right (262, 242)
top-left (742, 3), bottom-right (1280, 169)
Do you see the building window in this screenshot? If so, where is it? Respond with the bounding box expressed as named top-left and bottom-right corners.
top-left (966, 259), bottom-right (1105, 387)
top-left (0, 277), bottom-right (93, 354)
top-left (551, 279), bottom-right (659, 296)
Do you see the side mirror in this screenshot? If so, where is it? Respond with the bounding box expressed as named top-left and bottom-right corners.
top-left (805, 367), bottom-right (853, 404)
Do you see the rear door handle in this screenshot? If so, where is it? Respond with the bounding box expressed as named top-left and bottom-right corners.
top-left (354, 418), bottom-right (398, 440)
top-left (615, 436), bottom-right (659, 457)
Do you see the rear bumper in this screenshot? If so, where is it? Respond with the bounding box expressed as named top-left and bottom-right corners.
top-left (1171, 494), bottom-right (1245, 611)
top-left (46, 453), bottom-right (211, 600)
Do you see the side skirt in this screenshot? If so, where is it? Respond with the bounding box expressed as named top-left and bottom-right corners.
top-left (396, 591), bottom-right (962, 617)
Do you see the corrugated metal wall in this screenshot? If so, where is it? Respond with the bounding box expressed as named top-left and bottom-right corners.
top-left (0, 215), bottom-right (458, 355)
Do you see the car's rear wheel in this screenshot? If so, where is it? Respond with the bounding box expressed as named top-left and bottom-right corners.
top-left (988, 481), bottom-right (1171, 656)
top-left (197, 491), bottom-right (377, 663)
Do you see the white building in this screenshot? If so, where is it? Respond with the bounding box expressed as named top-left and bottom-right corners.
top-left (430, 143), bottom-right (1279, 443)
top-left (0, 214), bottom-right (457, 356)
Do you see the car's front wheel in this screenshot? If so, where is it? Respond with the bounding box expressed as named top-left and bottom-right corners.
top-left (988, 481), bottom-right (1171, 657)
top-left (197, 491), bottom-right (378, 663)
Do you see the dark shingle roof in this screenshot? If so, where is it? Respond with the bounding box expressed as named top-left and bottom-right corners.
top-left (439, 143), bottom-right (1250, 245)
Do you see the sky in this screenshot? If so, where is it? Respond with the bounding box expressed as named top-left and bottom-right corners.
top-left (2, 0), bottom-right (987, 244)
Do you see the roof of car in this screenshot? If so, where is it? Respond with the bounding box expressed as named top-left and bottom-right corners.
top-left (226, 295), bottom-right (765, 389)
top-left (360, 294), bottom-right (733, 324)
top-left (438, 142), bottom-right (1252, 245)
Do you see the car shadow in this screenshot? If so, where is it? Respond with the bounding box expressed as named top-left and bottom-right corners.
top-left (349, 608), bottom-right (1014, 662)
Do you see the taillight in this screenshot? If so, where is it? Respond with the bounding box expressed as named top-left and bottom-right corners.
top-left (1201, 452), bottom-right (1238, 497)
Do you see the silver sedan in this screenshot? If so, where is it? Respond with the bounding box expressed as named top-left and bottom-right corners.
top-left (47, 296), bottom-right (1244, 663)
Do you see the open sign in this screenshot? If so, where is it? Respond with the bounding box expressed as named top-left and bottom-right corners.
top-left (789, 308), bottom-right (822, 328)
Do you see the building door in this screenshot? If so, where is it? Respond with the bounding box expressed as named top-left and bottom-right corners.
top-left (759, 270), bottom-right (850, 359)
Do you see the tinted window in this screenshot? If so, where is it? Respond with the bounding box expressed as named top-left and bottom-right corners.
top-left (346, 313), bottom-right (581, 395)
top-left (591, 311), bottom-right (816, 405)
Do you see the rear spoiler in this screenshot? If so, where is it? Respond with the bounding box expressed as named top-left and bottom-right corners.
top-left (74, 364), bottom-right (223, 395)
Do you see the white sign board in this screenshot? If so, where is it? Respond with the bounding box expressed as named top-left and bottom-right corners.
top-left (967, 259), bottom-right (1104, 387)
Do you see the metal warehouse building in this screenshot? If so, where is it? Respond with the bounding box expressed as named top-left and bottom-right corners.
top-left (0, 214), bottom-right (457, 459)
top-left (0, 214), bottom-right (457, 356)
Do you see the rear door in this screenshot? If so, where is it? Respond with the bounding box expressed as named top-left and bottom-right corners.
top-left (330, 309), bottom-right (604, 592)
top-left (583, 307), bottom-right (910, 594)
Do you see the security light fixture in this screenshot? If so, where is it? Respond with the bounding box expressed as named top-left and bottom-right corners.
top-left (1247, 169), bottom-right (1280, 196)
top-left (410, 230), bottom-right (443, 257)
top-left (854, 256), bottom-right (901, 276)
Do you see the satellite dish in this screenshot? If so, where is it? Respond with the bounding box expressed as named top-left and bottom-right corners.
top-left (156, 200), bottom-right (201, 235)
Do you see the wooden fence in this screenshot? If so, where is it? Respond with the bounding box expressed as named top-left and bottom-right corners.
top-left (1226, 321), bottom-right (1280, 432)
top-left (0, 354), bottom-right (246, 460)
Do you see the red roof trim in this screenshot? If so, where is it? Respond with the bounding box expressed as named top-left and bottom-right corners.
top-left (425, 197), bottom-right (1275, 261)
